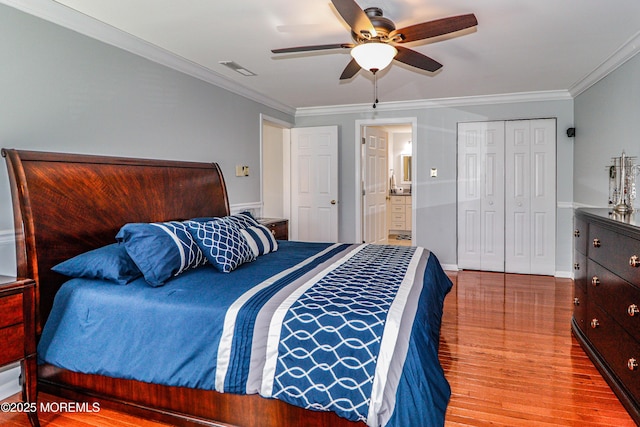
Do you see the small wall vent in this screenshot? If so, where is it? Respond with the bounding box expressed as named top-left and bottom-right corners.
top-left (219, 61), bottom-right (257, 76)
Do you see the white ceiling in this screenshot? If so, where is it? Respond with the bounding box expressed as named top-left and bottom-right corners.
top-left (49, 0), bottom-right (640, 110)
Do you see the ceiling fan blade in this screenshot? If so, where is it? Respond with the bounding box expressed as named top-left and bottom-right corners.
top-left (390, 13), bottom-right (477, 43)
top-left (272, 43), bottom-right (354, 54)
top-left (340, 58), bottom-right (361, 80)
top-left (331, 0), bottom-right (376, 37)
top-left (394, 46), bottom-right (442, 72)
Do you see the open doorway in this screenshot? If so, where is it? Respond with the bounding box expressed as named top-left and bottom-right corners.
top-left (260, 114), bottom-right (291, 220)
top-left (355, 118), bottom-right (416, 246)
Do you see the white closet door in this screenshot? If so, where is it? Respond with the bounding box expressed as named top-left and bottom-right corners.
top-left (505, 119), bottom-right (556, 275)
top-left (457, 121), bottom-right (505, 271)
top-left (458, 119), bottom-right (556, 275)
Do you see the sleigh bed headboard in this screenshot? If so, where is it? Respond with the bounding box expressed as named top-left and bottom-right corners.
top-left (2, 149), bottom-right (230, 332)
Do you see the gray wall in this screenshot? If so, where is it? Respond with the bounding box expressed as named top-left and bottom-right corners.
top-left (574, 53), bottom-right (640, 207)
top-left (296, 99), bottom-right (575, 274)
top-left (0, 4), bottom-right (293, 275)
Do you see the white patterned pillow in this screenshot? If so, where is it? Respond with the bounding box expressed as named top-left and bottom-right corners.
top-left (240, 224), bottom-right (278, 257)
top-left (185, 218), bottom-right (256, 273)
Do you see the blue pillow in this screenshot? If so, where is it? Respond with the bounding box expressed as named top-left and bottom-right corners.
top-left (52, 243), bottom-right (141, 285)
top-left (185, 218), bottom-right (255, 273)
top-left (116, 221), bottom-right (207, 287)
top-left (240, 224), bottom-right (278, 257)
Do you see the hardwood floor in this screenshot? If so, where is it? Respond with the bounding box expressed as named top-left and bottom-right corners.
top-left (0, 271), bottom-right (635, 426)
top-left (442, 270), bottom-right (635, 426)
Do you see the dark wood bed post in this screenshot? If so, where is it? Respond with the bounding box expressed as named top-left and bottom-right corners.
top-left (2, 149), bottom-right (363, 427)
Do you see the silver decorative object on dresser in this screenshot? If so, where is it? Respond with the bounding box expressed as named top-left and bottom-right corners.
top-left (608, 151), bottom-right (639, 213)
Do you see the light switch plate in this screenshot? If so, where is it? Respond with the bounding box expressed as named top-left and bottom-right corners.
top-left (430, 168), bottom-right (438, 178)
top-left (235, 165), bottom-right (249, 177)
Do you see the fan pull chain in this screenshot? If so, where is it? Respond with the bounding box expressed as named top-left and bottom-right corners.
top-left (372, 68), bottom-right (379, 108)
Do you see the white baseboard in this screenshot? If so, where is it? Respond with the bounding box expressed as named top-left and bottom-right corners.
top-left (555, 270), bottom-right (573, 279)
top-left (0, 363), bottom-right (20, 400)
top-left (229, 202), bottom-right (262, 217)
top-left (0, 229), bottom-right (16, 276)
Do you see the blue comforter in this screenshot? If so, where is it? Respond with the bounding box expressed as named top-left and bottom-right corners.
top-left (39, 241), bottom-right (453, 426)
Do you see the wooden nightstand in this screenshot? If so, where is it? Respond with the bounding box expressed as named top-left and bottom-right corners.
top-left (257, 218), bottom-right (289, 240)
top-left (0, 276), bottom-right (39, 427)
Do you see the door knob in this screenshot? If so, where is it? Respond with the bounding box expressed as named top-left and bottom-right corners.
top-left (330, 200), bottom-right (337, 205)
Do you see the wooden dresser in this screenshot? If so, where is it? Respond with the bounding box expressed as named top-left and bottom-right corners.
top-left (0, 277), bottom-right (39, 426)
top-left (257, 218), bottom-right (289, 240)
top-left (573, 208), bottom-right (640, 423)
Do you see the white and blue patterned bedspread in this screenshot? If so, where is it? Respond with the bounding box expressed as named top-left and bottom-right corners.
top-left (39, 241), bottom-right (453, 427)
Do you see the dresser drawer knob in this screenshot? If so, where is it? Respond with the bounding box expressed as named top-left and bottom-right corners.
top-left (628, 304), bottom-right (639, 317)
top-left (573, 297), bottom-right (580, 306)
top-left (590, 318), bottom-right (599, 329)
top-left (574, 229), bottom-right (580, 237)
top-left (573, 263), bottom-right (580, 270)
top-left (591, 276), bottom-right (600, 286)
top-left (592, 238), bottom-right (601, 248)
top-left (628, 358), bottom-right (638, 371)
top-left (630, 255), bottom-right (640, 268)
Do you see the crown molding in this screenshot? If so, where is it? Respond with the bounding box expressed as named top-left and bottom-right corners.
top-left (7, 0), bottom-right (637, 119)
top-left (0, 0), bottom-right (296, 116)
top-left (295, 90), bottom-right (573, 117)
top-left (569, 30), bottom-right (640, 98)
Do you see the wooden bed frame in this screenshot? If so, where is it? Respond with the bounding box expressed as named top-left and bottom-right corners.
top-left (2, 149), bottom-right (362, 427)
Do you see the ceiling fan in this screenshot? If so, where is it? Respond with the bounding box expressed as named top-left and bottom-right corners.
top-left (271, 0), bottom-right (478, 80)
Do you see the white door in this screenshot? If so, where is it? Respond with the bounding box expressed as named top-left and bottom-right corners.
top-left (457, 119), bottom-right (556, 275)
top-left (290, 126), bottom-right (339, 242)
top-left (363, 126), bottom-right (388, 244)
top-left (505, 119), bottom-right (556, 275)
top-left (457, 121), bottom-right (505, 271)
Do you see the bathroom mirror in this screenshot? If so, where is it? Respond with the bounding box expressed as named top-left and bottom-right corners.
top-left (401, 154), bottom-right (412, 184)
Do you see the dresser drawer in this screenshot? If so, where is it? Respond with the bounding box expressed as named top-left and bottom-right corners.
top-left (574, 250), bottom-right (587, 293)
top-left (588, 260), bottom-right (640, 342)
top-left (573, 283), bottom-right (588, 334)
top-left (390, 205), bottom-right (405, 214)
top-left (257, 219), bottom-right (289, 241)
top-left (0, 324), bottom-right (24, 365)
top-left (588, 303), bottom-right (640, 400)
top-left (589, 223), bottom-right (640, 285)
top-left (0, 293), bottom-right (23, 328)
top-left (574, 216), bottom-right (588, 256)
top-left (390, 196), bottom-right (405, 205)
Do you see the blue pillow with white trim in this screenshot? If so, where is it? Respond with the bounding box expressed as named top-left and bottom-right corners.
top-left (116, 221), bottom-right (207, 287)
top-left (185, 218), bottom-right (256, 273)
top-left (240, 224), bottom-right (278, 257)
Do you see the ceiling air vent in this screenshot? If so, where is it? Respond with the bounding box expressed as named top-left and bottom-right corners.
top-left (219, 61), bottom-right (257, 76)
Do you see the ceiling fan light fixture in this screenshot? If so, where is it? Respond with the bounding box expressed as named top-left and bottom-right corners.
top-left (350, 42), bottom-right (397, 72)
